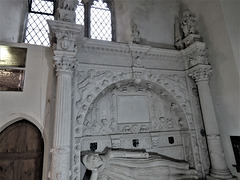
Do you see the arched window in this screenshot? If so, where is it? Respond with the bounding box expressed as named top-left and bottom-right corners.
top-left (24, 0), bottom-right (54, 46)
top-left (76, 0), bottom-right (115, 41)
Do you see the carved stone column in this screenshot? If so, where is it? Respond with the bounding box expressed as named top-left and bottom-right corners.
top-left (47, 1), bottom-right (83, 179)
top-left (188, 64), bottom-right (236, 180)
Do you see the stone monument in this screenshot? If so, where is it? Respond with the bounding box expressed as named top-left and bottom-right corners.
top-left (82, 149), bottom-right (198, 180)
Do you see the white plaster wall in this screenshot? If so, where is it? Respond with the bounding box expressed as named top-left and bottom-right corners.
top-left (180, 0), bottom-right (240, 178)
top-left (0, 42), bottom-right (54, 180)
top-left (0, 0), bottom-right (27, 43)
top-left (115, 0), bottom-right (180, 47)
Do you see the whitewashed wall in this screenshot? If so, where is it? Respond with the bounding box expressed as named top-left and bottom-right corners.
top-left (0, 42), bottom-right (54, 180)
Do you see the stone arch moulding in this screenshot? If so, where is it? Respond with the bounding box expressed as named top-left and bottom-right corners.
top-left (71, 64), bottom-right (210, 180)
top-left (0, 112), bottom-right (44, 136)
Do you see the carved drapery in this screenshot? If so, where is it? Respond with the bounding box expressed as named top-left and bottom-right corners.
top-left (48, 19), bottom-right (83, 180)
top-left (187, 43), bottom-right (236, 180)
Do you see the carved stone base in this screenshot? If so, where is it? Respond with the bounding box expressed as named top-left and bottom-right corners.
top-left (206, 175), bottom-right (238, 180)
top-left (183, 34), bottom-right (202, 47)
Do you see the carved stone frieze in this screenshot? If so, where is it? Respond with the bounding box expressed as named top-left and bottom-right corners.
top-left (76, 39), bottom-right (183, 69)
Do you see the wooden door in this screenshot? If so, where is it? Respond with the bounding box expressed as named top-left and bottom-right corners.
top-left (0, 120), bottom-right (44, 180)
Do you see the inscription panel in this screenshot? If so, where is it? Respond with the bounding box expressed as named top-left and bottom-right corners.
top-left (117, 95), bottom-right (150, 124)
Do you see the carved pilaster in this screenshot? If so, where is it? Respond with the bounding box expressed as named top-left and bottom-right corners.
top-left (188, 64), bottom-right (236, 179)
top-left (48, 19), bottom-right (83, 180)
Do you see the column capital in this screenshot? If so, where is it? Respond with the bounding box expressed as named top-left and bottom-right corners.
top-left (188, 64), bottom-right (212, 82)
top-left (48, 20), bottom-right (84, 52)
top-left (53, 50), bottom-right (76, 74)
top-left (47, 20), bottom-right (84, 74)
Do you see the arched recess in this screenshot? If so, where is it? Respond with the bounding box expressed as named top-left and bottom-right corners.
top-left (78, 79), bottom-right (196, 166)
top-left (0, 120), bottom-right (44, 180)
top-left (73, 68), bottom-right (207, 180)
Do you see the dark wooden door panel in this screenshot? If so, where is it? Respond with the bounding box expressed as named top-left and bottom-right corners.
top-left (0, 160), bottom-right (14, 180)
top-left (0, 120), bottom-right (44, 180)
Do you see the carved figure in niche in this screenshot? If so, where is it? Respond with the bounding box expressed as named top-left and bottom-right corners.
top-left (82, 149), bottom-right (198, 180)
top-left (180, 9), bottom-right (197, 37)
top-left (130, 19), bottom-right (140, 44)
top-left (99, 118), bottom-right (112, 133)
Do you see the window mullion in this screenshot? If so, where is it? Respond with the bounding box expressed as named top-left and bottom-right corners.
top-left (84, 2), bottom-right (91, 38)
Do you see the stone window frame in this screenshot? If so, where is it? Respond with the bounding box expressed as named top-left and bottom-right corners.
top-left (79, 0), bottom-right (116, 41)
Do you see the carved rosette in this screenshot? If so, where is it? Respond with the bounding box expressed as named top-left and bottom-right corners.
top-left (188, 64), bottom-right (212, 82)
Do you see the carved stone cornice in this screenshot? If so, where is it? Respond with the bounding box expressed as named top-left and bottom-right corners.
top-left (188, 64), bottom-right (212, 82)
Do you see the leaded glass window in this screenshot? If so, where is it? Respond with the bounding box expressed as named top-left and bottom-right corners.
top-left (76, 0), bottom-right (114, 41)
top-left (25, 0), bottom-right (54, 46)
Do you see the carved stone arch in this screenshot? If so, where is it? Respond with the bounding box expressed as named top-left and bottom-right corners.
top-left (73, 69), bottom-right (205, 179)
top-left (81, 79), bottom-right (191, 136)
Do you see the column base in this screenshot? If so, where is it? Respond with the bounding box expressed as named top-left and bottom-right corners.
top-left (206, 175), bottom-right (237, 180)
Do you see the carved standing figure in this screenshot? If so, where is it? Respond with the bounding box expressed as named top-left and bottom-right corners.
top-left (82, 149), bottom-right (198, 180)
top-left (180, 9), bottom-right (197, 37)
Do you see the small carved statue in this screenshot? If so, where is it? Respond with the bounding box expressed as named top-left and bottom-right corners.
top-left (61, 0), bottom-right (78, 11)
top-left (180, 9), bottom-right (197, 37)
top-left (82, 149), bottom-right (198, 180)
top-left (130, 19), bottom-right (141, 44)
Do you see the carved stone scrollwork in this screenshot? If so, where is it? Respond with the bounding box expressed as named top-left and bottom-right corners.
top-left (188, 64), bottom-right (212, 82)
